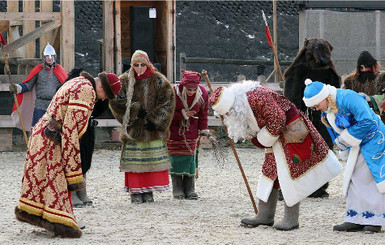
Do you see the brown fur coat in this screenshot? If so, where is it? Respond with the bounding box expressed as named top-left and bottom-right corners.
top-left (109, 70), bottom-right (175, 143)
top-left (343, 71), bottom-right (385, 96)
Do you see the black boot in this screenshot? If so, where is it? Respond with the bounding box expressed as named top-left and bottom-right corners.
top-left (241, 189), bottom-right (278, 228)
top-left (308, 182), bottom-right (329, 198)
top-left (171, 175), bottom-right (185, 199)
top-left (363, 225), bottom-right (382, 233)
top-left (183, 176), bottom-right (198, 200)
top-left (76, 174), bottom-right (93, 206)
top-left (333, 222), bottom-right (364, 232)
top-left (143, 192), bottom-right (154, 203)
top-left (130, 193), bottom-right (143, 204)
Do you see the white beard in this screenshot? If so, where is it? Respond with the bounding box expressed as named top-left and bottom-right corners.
top-left (222, 80), bottom-right (260, 143)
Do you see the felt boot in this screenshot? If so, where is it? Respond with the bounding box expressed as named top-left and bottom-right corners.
top-left (241, 189), bottom-right (278, 228)
top-left (172, 175), bottom-right (185, 199)
top-left (142, 192), bottom-right (154, 203)
top-left (183, 176), bottom-right (198, 200)
top-left (130, 193), bottom-right (143, 204)
top-left (76, 174), bottom-right (93, 206)
top-left (333, 222), bottom-right (364, 232)
top-left (273, 202), bottom-right (300, 231)
top-left (71, 191), bottom-right (85, 208)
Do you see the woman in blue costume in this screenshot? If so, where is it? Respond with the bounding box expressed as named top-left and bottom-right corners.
top-left (303, 79), bottom-right (385, 233)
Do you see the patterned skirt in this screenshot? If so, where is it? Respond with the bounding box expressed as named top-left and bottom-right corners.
top-left (121, 139), bottom-right (170, 193)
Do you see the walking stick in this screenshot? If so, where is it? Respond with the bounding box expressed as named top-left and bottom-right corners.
top-left (202, 70), bottom-right (258, 215)
top-left (0, 34), bottom-right (29, 146)
top-left (195, 135), bottom-right (201, 179)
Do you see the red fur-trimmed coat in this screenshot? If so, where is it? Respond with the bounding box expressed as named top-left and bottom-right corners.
top-left (169, 84), bottom-right (209, 141)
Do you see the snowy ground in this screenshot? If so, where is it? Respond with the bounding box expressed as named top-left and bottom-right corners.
top-left (1, 147), bottom-right (384, 244)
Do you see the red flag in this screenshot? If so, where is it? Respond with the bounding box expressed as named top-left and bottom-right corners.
top-left (0, 33), bottom-right (12, 51)
top-left (265, 26), bottom-right (273, 49)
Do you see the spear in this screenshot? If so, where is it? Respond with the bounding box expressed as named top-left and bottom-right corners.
top-left (202, 70), bottom-right (258, 215)
top-left (262, 10), bottom-right (285, 82)
top-left (0, 33), bottom-right (29, 145)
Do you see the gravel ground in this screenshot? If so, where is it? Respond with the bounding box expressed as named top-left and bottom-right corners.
top-left (1, 147), bottom-right (384, 244)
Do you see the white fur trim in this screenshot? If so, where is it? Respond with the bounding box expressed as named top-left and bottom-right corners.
top-left (376, 180), bottom-right (385, 193)
top-left (181, 109), bottom-right (189, 120)
top-left (303, 84), bottom-right (329, 107)
top-left (339, 129), bottom-right (362, 147)
top-left (326, 111), bottom-right (343, 134)
top-left (274, 141), bottom-right (342, 207)
top-left (212, 87), bottom-right (235, 115)
top-left (257, 126), bottom-right (279, 147)
top-left (256, 174), bottom-right (274, 202)
top-left (342, 146), bottom-right (360, 196)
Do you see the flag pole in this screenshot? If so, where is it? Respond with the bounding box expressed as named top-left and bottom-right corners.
top-left (0, 34), bottom-right (29, 145)
top-left (262, 10), bottom-right (285, 82)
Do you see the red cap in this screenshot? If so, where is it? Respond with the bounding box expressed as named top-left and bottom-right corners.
top-left (106, 73), bottom-right (122, 95)
top-left (180, 70), bottom-right (201, 88)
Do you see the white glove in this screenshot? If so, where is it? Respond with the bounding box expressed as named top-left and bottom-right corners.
top-left (335, 136), bottom-right (348, 151)
top-left (9, 84), bottom-right (22, 94)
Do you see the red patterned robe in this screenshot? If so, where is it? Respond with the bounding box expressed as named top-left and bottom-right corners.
top-left (246, 86), bottom-right (341, 207)
top-left (16, 76), bottom-right (95, 230)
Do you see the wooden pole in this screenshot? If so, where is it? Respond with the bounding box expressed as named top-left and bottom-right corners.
top-left (202, 70), bottom-right (258, 215)
top-left (1, 44), bottom-right (29, 146)
top-left (273, 0), bottom-right (278, 83)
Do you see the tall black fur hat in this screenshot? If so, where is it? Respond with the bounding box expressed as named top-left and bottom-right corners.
top-left (357, 51), bottom-right (377, 69)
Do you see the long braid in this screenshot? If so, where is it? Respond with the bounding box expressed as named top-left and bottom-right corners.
top-left (327, 95), bottom-right (338, 114)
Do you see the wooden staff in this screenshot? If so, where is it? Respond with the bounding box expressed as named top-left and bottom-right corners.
top-left (202, 70), bottom-right (258, 215)
top-left (1, 44), bottom-right (29, 145)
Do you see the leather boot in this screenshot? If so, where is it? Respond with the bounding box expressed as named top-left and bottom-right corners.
top-left (183, 176), bottom-right (198, 200)
top-left (333, 222), bottom-right (364, 232)
top-left (273, 202), bottom-right (300, 231)
top-left (71, 191), bottom-right (85, 208)
top-left (76, 174), bottom-right (93, 206)
top-left (130, 193), bottom-right (143, 204)
top-left (142, 192), bottom-right (154, 203)
top-left (241, 189), bottom-right (278, 228)
top-left (171, 175), bottom-right (185, 199)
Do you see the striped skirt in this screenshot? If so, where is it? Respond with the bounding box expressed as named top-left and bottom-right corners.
top-left (120, 139), bottom-right (170, 193)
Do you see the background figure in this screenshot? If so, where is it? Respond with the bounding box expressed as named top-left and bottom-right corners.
top-left (167, 70), bottom-right (209, 200)
top-left (304, 79), bottom-right (385, 233)
top-left (210, 81), bottom-right (341, 231)
top-left (14, 71), bottom-right (121, 238)
top-left (9, 43), bottom-right (68, 130)
top-left (65, 69), bottom-right (111, 207)
top-left (343, 51), bottom-right (385, 120)
top-left (109, 50), bottom-right (175, 204)
top-left (283, 38), bottom-right (341, 198)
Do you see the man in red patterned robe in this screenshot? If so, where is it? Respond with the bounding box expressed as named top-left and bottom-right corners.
top-left (209, 81), bottom-right (342, 231)
top-left (14, 72), bottom-right (121, 238)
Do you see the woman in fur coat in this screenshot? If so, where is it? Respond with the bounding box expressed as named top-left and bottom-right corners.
top-left (109, 50), bottom-right (175, 204)
top-left (167, 70), bottom-right (209, 200)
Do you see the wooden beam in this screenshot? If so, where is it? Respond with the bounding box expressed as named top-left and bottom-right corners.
top-left (103, 0), bottom-right (114, 73)
top-left (40, 1), bottom-right (54, 57)
top-left (5, 20), bottom-right (62, 54)
top-left (23, 0), bottom-right (35, 58)
top-left (7, 0), bottom-right (23, 57)
top-left (0, 20), bottom-right (9, 32)
top-left (60, 0), bottom-right (75, 72)
top-left (0, 12), bottom-right (61, 21)
top-left (114, 0), bottom-right (122, 75)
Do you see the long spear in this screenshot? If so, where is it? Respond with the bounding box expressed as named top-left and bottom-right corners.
top-left (262, 10), bottom-right (285, 82)
top-left (0, 33), bottom-right (29, 145)
top-left (202, 70), bottom-right (258, 215)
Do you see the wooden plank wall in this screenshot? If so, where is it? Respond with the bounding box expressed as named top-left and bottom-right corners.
top-left (120, 1), bottom-right (169, 78)
top-left (60, 0), bottom-right (74, 72)
top-left (40, 0), bottom-right (53, 56)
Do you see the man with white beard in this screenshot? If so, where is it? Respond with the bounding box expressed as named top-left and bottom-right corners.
top-left (209, 81), bottom-right (342, 231)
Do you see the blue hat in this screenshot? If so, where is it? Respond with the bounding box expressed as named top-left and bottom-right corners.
top-left (303, 79), bottom-right (330, 107)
